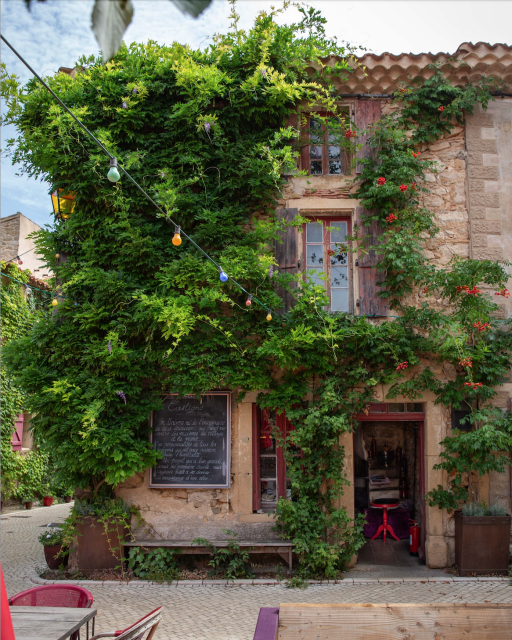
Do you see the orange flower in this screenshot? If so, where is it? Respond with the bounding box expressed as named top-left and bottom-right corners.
top-left (438, 106), bottom-right (444, 112)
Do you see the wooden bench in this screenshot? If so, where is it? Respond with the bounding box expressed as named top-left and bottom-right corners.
top-left (124, 539), bottom-right (293, 575)
top-left (271, 603), bottom-right (512, 640)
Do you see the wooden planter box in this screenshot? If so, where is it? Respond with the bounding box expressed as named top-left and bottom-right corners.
top-left (76, 516), bottom-right (129, 573)
top-left (455, 510), bottom-right (511, 576)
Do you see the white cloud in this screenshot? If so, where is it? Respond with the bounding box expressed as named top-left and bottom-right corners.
top-left (1, 0), bottom-right (510, 228)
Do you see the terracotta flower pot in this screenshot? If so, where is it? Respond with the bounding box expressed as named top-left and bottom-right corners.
top-left (44, 545), bottom-right (68, 570)
top-left (43, 497), bottom-right (54, 507)
top-left (25, 501), bottom-right (33, 510)
top-left (76, 516), bottom-right (129, 573)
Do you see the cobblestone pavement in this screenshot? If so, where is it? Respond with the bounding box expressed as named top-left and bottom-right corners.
top-left (2, 504), bottom-right (512, 639)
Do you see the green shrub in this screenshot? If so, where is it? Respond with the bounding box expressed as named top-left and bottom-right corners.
top-left (192, 530), bottom-right (254, 580)
top-left (127, 547), bottom-right (181, 583)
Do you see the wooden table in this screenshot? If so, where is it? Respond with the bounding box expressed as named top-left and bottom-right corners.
top-left (11, 606), bottom-right (97, 640)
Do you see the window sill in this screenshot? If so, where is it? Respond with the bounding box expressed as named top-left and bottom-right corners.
top-left (240, 513), bottom-right (276, 523)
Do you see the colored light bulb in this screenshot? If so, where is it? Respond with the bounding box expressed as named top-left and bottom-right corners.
top-left (219, 269), bottom-right (228, 283)
top-left (55, 253), bottom-right (60, 259)
top-left (52, 298), bottom-right (58, 307)
top-left (107, 157), bottom-right (121, 183)
top-left (266, 312), bottom-right (272, 321)
top-left (172, 225), bottom-right (182, 246)
top-left (246, 295), bottom-right (252, 307)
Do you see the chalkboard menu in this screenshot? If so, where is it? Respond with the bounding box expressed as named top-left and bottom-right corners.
top-left (149, 393), bottom-right (231, 488)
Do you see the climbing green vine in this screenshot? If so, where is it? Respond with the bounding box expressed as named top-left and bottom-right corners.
top-left (1, 6), bottom-right (511, 579)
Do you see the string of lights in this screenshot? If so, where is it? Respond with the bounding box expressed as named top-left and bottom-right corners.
top-left (0, 34), bottom-right (274, 321)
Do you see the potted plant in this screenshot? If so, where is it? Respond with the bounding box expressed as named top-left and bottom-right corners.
top-left (23, 497), bottom-right (36, 510)
top-left (427, 407), bottom-right (512, 575)
top-left (39, 526), bottom-right (68, 570)
top-left (61, 497), bottom-right (133, 573)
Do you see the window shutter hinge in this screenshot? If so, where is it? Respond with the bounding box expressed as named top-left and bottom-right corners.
top-left (356, 300), bottom-right (360, 307)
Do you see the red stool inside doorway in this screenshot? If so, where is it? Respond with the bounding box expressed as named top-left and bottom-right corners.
top-left (370, 499), bottom-right (400, 543)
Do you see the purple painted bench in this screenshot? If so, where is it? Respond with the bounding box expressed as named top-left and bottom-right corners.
top-left (253, 607), bottom-right (279, 640)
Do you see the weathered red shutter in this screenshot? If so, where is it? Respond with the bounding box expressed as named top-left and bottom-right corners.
top-left (299, 114), bottom-right (310, 172)
top-left (354, 100), bottom-right (382, 174)
top-left (252, 405), bottom-right (261, 512)
top-left (356, 207), bottom-right (387, 317)
top-left (11, 413), bottom-right (23, 451)
top-left (275, 208), bottom-right (299, 312)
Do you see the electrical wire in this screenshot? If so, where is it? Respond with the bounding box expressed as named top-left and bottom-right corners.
top-left (0, 34), bottom-right (274, 315)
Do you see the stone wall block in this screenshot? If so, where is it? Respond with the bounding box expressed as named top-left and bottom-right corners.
top-left (471, 234), bottom-right (487, 247)
top-left (468, 179), bottom-right (485, 192)
top-left (425, 535), bottom-right (448, 568)
top-left (470, 193), bottom-right (499, 208)
top-left (468, 165), bottom-right (499, 180)
top-left (471, 220), bottom-right (501, 234)
top-left (467, 152), bottom-right (483, 165)
top-left (470, 206), bottom-right (485, 219)
top-left (472, 248), bottom-right (503, 261)
top-left (465, 127), bottom-right (482, 140)
top-left (467, 139), bottom-right (497, 153)
top-left (466, 114), bottom-right (494, 127)
top-left (429, 141), bottom-right (451, 152)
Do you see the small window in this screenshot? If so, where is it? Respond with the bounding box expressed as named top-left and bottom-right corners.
top-left (253, 408), bottom-right (295, 512)
top-left (302, 111), bottom-right (351, 175)
top-left (303, 218), bottom-right (351, 313)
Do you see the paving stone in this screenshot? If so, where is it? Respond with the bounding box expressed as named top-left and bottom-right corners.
top-left (3, 504), bottom-right (512, 640)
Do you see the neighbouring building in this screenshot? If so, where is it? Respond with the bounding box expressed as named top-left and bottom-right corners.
top-left (1, 211), bottom-right (50, 279)
top-left (114, 42), bottom-right (512, 570)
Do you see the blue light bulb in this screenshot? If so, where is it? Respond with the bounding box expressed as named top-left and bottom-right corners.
top-left (219, 269), bottom-right (228, 282)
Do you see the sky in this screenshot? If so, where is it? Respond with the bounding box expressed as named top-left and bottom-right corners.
top-left (1, 0), bottom-right (510, 228)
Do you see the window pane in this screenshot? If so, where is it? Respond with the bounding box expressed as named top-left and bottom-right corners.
top-left (328, 159), bottom-right (341, 175)
top-left (306, 222), bottom-right (323, 243)
top-left (310, 160), bottom-right (322, 174)
top-left (331, 266), bottom-right (348, 288)
top-left (388, 403), bottom-right (405, 413)
top-left (328, 145), bottom-right (340, 160)
top-left (260, 456), bottom-right (277, 479)
top-left (331, 287), bottom-right (349, 312)
top-left (310, 118), bottom-right (322, 131)
top-left (306, 268), bottom-right (325, 287)
top-left (261, 480), bottom-right (277, 503)
top-left (407, 403), bottom-right (424, 413)
top-left (330, 222), bottom-right (347, 243)
top-left (310, 145), bottom-right (322, 160)
top-left (306, 244), bottom-right (323, 266)
top-left (330, 247), bottom-right (348, 266)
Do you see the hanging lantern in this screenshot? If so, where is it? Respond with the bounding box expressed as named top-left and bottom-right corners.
top-left (172, 225), bottom-right (182, 246)
top-left (107, 157), bottom-right (121, 182)
top-left (219, 268), bottom-right (228, 283)
top-left (51, 189), bottom-right (76, 220)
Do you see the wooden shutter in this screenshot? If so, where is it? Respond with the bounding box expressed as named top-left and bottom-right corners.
top-left (356, 207), bottom-right (387, 317)
top-left (354, 100), bottom-right (382, 174)
top-left (252, 405), bottom-right (261, 512)
top-left (11, 413), bottom-right (23, 451)
top-left (275, 208), bottom-right (299, 312)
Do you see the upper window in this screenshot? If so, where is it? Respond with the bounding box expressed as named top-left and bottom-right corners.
top-left (302, 111), bottom-right (351, 176)
top-left (303, 218), bottom-right (351, 313)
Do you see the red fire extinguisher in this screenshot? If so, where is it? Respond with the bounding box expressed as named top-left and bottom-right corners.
top-left (410, 520), bottom-right (420, 557)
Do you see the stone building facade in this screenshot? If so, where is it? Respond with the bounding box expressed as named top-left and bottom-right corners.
top-left (0, 212), bottom-right (49, 278)
top-left (118, 43), bottom-right (512, 570)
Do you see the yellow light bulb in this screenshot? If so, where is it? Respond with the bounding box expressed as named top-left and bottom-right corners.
top-left (52, 299), bottom-right (58, 307)
top-left (55, 253), bottom-right (60, 259)
top-left (266, 313), bottom-right (272, 322)
top-left (172, 233), bottom-right (182, 246)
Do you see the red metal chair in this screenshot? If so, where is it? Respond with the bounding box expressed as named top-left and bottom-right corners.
top-left (90, 606), bottom-right (163, 640)
top-left (8, 584), bottom-right (93, 608)
top-left (9, 585), bottom-right (94, 639)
